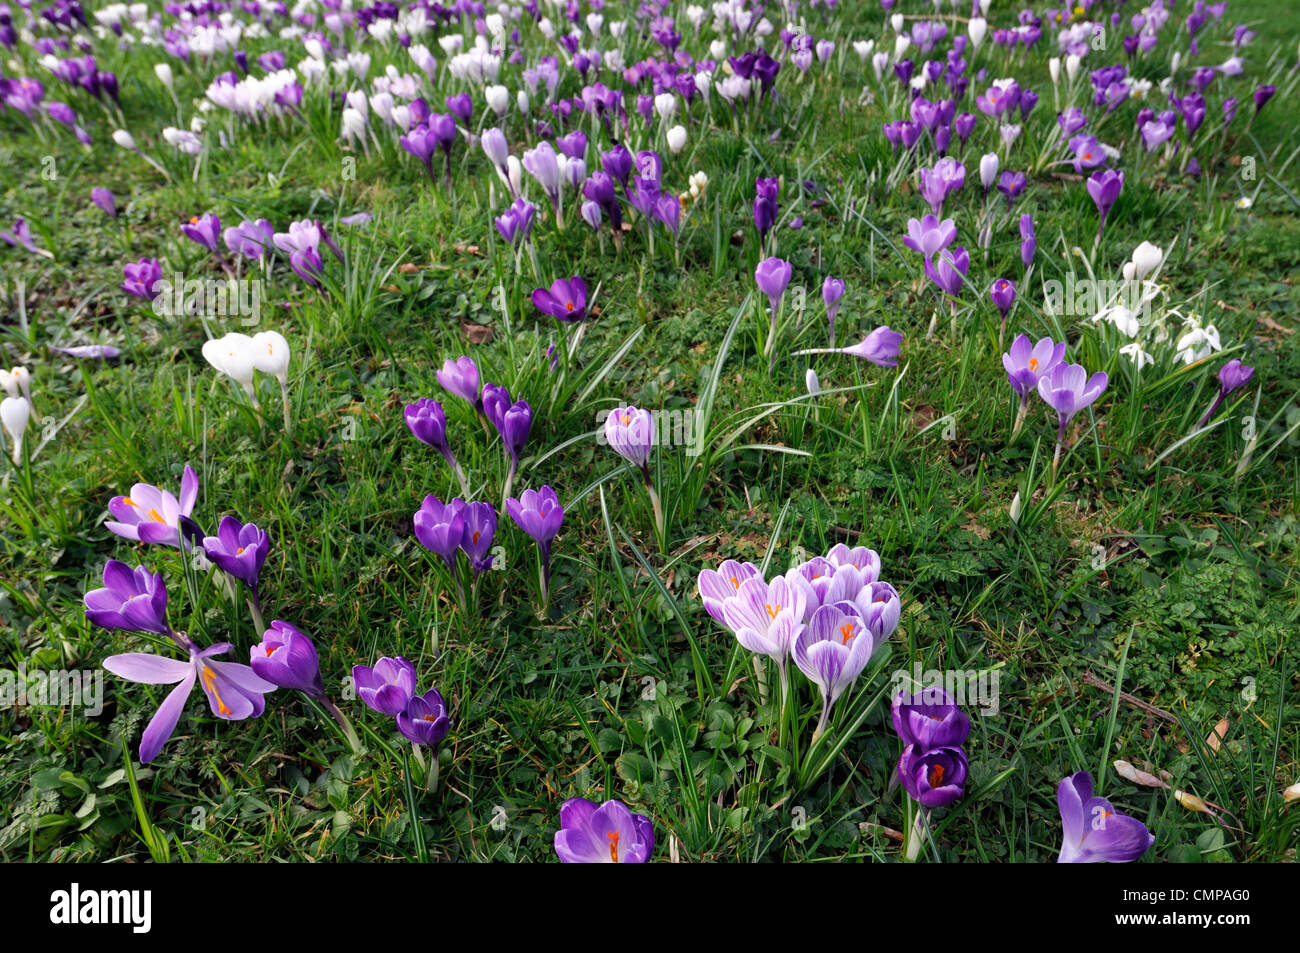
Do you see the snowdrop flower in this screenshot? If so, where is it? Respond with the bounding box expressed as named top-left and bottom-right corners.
top-left (1127, 242), bottom-right (1163, 281)
top-left (1120, 342), bottom-right (1154, 369)
top-left (1175, 322), bottom-right (1222, 365)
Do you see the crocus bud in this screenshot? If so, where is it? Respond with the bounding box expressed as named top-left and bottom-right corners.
top-left (979, 152), bottom-right (999, 190)
top-left (250, 330), bottom-right (290, 385)
top-left (967, 17), bottom-right (987, 49)
top-left (485, 83), bottom-right (509, 115)
top-left (1129, 241), bottom-right (1163, 280)
top-left (1048, 57), bottom-right (1060, 85)
top-left (397, 688), bottom-right (451, 746)
top-left (112, 129), bottom-right (136, 150)
top-left (251, 620), bottom-right (326, 698)
top-left (1065, 54), bottom-right (1081, 83)
top-left (154, 62), bottom-right (173, 89)
top-left (352, 656), bottom-right (417, 715)
top-left (805, 368), bottom-right (820, 397)
top-left (481, 127), bottom-right (508, 169)
top-left (1, 395), bottom-right (29, 464)
top-left (666, 124), bottom-right (687, 155)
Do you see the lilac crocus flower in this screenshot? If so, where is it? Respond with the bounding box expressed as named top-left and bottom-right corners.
top-left (1056, 771), bottom-right (1154, 863)
top-left (554, 797), bottom-right (654, 863)
top-left (250, 620), bottom-right (325, 699)
top-left (918, 157), bottom-right (965, 215)
top-left (924, 245), bottom-right (969, 298)
top-left (892, 688), bottom-right (972, 749)
top-left (1, 218), bottom-right (41, 254)
top-left (399, 121), bottom-right (440, 181)
top-left (604, 405), bottom-right (655, 477)
top-left (697, 559), bottom-right (763, 625)
top-left (996, 170), bottom-right (1026, 210)
top-left (823, 276), bottom-right (845, 346)
top-left (532, 276), bottom-right (588, 322)
top-left (105, 465), bottom-right (199, 548)
top-left (1003, 334), bottom-right (1066, 430)
top-left (181, 213), bottom-right (222, 253)
top-left (484, 388), bottom-right (532, 485)
top-left (903, 215), bottom-right (957, 259)
top-left (223, 219), bottom-right (275, 260)
top-left (1087, 169), bottom-right (1124, 240)
top-left (84, 561), bottom-right (171, 636)
top-left (1198, 358), bottom-right (1255, 427)
top-left (793, 602), bottom-right (883, 740)
top-left (397, 688), bottom-right (450, 746)
top-left (436, 356), bottom-right (481, 413)
top-left (121, 257), bottom-right (164, 300)
top-left (754, 257), bottom-right (792, 315)
top-left (104, 641), bottom-right (276, 763)
top-left (719, 575), bottom-right (806, 691)
top-left (507, 486), bottom-right (563, 557)
top-left (352, 656), bottom-right (417, 716)
top-left (1038, 362), bottom-right (1108, 469)
top-left (1253, 85), bottom-right (1275, 113)
top-left (898, 744), bottom-right (969, 808)
top-left (405, 398), bottom-right (465, 485)
top-left (414, 495), bottom-right (465, 570)
top-left (1068, 135), bottom-right (1106, 174)
top-left (91, 187), bottom-right (117, 218)
top-left (202, 516), bottom-right (269, 593)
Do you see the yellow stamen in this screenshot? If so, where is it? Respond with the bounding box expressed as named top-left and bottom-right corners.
top-left (201, 665), bottom-right (232, 716)
top-left (147, 508), bottom-right (166, 523)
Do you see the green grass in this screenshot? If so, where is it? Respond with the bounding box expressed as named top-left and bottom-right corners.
top-left (0, 0), bottom-right (1297, 862)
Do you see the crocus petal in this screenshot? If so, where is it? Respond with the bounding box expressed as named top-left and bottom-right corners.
top-left (139, 668), bottom-right (197, 763)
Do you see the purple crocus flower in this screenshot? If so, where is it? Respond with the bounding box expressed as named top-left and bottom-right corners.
top-left (755, 256), bottom-right (793, 317)
top-left (841, 326), bottom-right (904, 367)
top-left (990, 278), bottom-right (1016, 324)
top-left (352, 656), bottom-right (417, 716)
top-left (532, 276), bottom-right (588, 322)
top-left (753, 175), bottom-right (779, 243)
top-left (1056, 771), bottom-right (1154, 863)
top-left (104, 640), bottom-right (276, 763)
top-left (1087, 169), bottom-right (1124, 239)
top-left (397, 688), bottom-right (450, 746)
top-left (583, 172), bottom-right (622, 230)
top-left (1198, 358), bottom-right (1255, 426)
top-left (455, 499), bottom-right (497, 573)
top-left (105, 465), bottom-right (199, 548)
top-left (120, 258), bottom-right (164, 300)
top-left (604, 405), bottom-right (655, 476)
top-left (996, 170), bottom-right (1026, 210)
top-left (918, 157), bottom-right (965, 215)
top-left (445, 92), bottom-right (472, 126)
top-left (507, 485), bottom-right (564, 558)
top-left (1039, 362), bottom-right (1108, 468)
top-left (697, 560), bottom-right (763, 625)
top-left (1253, 85), bottom-right (1275, 113)
top-left (924, 245), bottom-right (969, 298)
top-left (554, 797), bottom-right (654, 863)
top-left (414, 494), bottom-right (465, 570)
top-left (483, 386), bottom-right (532, 477)
top-left (436, 356), bottom-right (481, 413)
top-left (84, 561), bottom-right (171, 636)
top-left (399, 121), bottom-right (440, 180)
top-left (1020, 214), bottom-right (1036, 270)
top-left (181, 213), bottom-right (222, 253)
top-left (202, 515), bottom-right (269, 593)
top-left (250, 620), bottom-right (325, 699)
top-left (823, 276), bottom-right (845, 345)
top-left (405, 398), bottom-right (463, 478)
top-left (1003, 334), bottom-right (1067, 410)
top-left (601, 144), bottom-right (633, 186)
top-left (223, 219), bottom-right (275, 261)
top-left (898, 744), bottom-right (969, 808)
top-left (494, 197), bottom-right (536, 246)
top-left (1068, 135), bottom-right (1106, 174)
top-left (903, 215), bottom-right (957, 259)
top-left (892, 688), bottom-right (972, 749)
top-left (0, 217), bottom-right (41, 254)
top-left (91, 187), bottom-right (117, 218)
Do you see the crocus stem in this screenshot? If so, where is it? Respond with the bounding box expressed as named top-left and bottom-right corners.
top-left (247, 594), bottom-right (266, 638)
top-left (502, 460), bottom-right (516, 512)
top-left (424, 749), bottom-right (439, 793)
top-left (752, 654), bottom-right (769, 706)
top-left (1051, 438), bottom-right (1062, 479)
top-left (1010, 398), bottom-right (1029, 441)
top-left (1197, 393), bottom-right (1224, 429)
top-left (280, 380), bottom-right (293, 438)
top-left (402, 749), bottom-right (429, 862)
top-left (810, 696), bottom-right (831, 746)
top-left (645, 480), bottom-right (665, 553)
top-left (319, 695), bottom-right (364, 754)
top-left (904, 806), bottom-right (928, 862)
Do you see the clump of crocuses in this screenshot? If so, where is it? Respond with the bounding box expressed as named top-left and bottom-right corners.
top-left (353, 656), bottom-right (450, 790)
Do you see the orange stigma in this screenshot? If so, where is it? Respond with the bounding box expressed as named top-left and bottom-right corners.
top-left (607, 830), bottom-right (620, 863)
top-left (1028, 357), bottom-right (1039, 372)
top-left (764, 603), bottom-right (781, 620)
top-left (928, 764), bottom-right (946, 787)
top-left (839, 623), bottom-right (857, 644)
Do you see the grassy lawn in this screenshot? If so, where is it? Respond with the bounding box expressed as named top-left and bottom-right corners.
top-left (0, 0), bottom-right (1297, 863)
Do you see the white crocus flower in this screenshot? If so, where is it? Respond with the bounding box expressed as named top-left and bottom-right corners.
top-left (203, 333), bottom-right (259, 408)
top-left (1, 395), bottom-right (31, 464)
top-left (666, 125), bottom-right (687, 155)
top-left (1129, 241), bottom-right (1163, 281)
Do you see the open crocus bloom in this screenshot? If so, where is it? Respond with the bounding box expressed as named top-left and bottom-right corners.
top-left (1037, 362), bottom-right (1108, 433)
top-left (720, 576), bottom-right (806, 670)
top-left (898, 744), bottom-right (968, 807)
top-left (553, 797), bottom-right (654, 863)
top-left (104, 642), bottom-right (276, 763)
top-left (105, 466), bottom-right (199, 548)
top-left (532, 276), bottom-right (588, 322)
top-left (697, 559), bottom-right (762, 624)
top-left (1056, 771), bottom-right (1154, 863)
top-left (352, 656), bottom-right (417, 716)
top-left (793, 602), bottom-right (881, 709)
top-left (1002, 334), bottom-right (1066, 400)
top-left (892, 688), bottom-right (972, 749)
